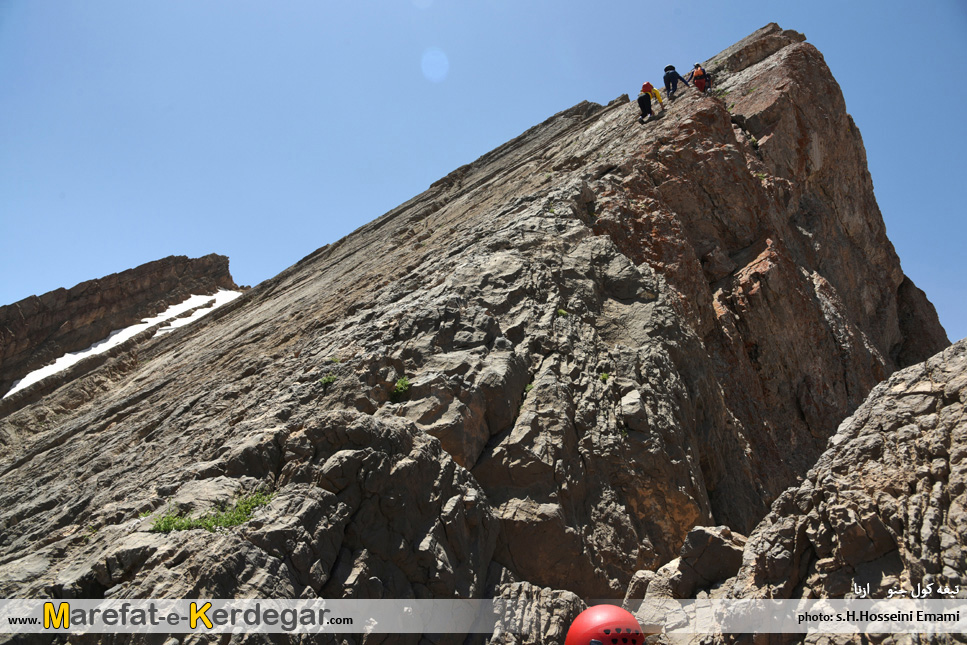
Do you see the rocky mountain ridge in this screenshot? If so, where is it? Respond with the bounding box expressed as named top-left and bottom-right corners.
top-left (0, 254), bottom-right (238, 403)
top-left (0, 23), bottom-right (955, 644)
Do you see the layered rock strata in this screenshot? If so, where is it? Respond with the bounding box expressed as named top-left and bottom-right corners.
top-left (0, 23), bottom-right (951, 645)
top-left (0, 254), bottom-right (238, 399)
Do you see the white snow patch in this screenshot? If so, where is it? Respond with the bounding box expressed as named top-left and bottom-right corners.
top-left (156, 289), bottom-right (242, 333)
top-left (3, 290), bottom-right (243, 399)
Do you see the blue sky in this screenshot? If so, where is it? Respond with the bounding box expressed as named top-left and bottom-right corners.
top-left (1, 1), bottom-right (964, 342)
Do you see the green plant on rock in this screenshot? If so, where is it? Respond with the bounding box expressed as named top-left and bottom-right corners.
top-left (600, 373), bottom-right (610, 382)
top-left (525, 383), bottom-right (534, 393)
top-left (319, 374), bottom-right (337, 389)
top-left (150, 492), bottom-right (274, 534)
top-left (391, 376), bottom-right (411, 403)
top-left (557, 308), bottom-right (569, 317)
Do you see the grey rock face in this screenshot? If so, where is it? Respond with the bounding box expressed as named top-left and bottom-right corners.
top-left (0, 23), bottom-right (953, 645)
top-left (724, 339), bottom-right (967, 601)
top-left (621, 525), bottom-right (746, 605)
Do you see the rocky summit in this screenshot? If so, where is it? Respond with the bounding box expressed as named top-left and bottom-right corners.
top-left (0, 23), bottom-right (957, 644)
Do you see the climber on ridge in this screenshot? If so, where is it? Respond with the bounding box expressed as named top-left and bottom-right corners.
top-left (686, 62), bottom-right (710, 93)
top-left (637, 81), bottom-right (664, 124)
top-left (663, 64), bottom-right (689, 100)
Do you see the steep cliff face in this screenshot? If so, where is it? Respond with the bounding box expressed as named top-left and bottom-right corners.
top-left (722, 338), bottom-right (966, 602)
top-left (0, 23), bottom-right (951, 640)
top-left (0, 254), bottom-right (238, 400)
top-left (593, 25), bottom-right (948, 527)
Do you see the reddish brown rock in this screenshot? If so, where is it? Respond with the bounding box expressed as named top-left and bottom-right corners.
top-left (590, 23), bottom-right (948, 530)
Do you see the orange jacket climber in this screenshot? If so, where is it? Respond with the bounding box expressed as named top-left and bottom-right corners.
top-left (687, 63), bottom-right (710, 92)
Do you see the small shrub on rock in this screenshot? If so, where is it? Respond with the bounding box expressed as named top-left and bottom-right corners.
top-left (391, 376), bottom-right (411, 403)
top-left (150, 492), bottom-right (273, 533)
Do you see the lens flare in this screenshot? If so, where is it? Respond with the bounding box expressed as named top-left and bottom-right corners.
top-left (421, 48), bottom-right (449, 83)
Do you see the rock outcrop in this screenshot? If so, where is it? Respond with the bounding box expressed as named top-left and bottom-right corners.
top-left (0, 23), bottom-right (953, 644)
top-left (0, 254), bottom-right (238, 399)
top-left (630, 525), bottom-right (747, 603)
top-left (594, 24), bottom-right (948, 530)
top-left (724, 338), bottom-right (967, 602)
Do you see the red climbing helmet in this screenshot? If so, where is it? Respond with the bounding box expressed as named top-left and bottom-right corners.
top-left (565, 605), bottom-right (646, 645)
